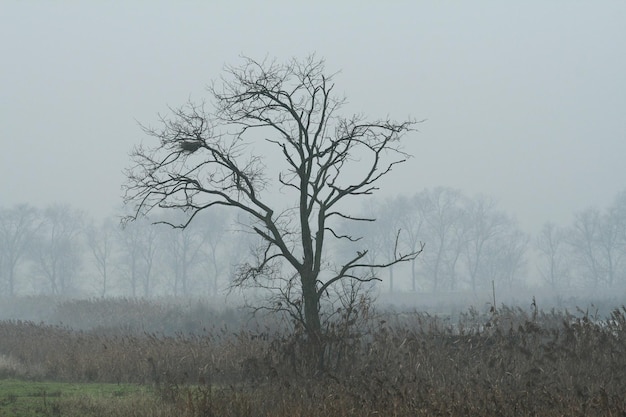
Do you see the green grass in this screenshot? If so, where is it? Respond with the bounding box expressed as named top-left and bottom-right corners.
top-left (0, 379), bottom-right (150, 417)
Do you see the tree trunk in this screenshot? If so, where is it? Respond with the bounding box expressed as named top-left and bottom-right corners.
top-left (301, 271), bottom-right (321, 340)
top-left (301, 270), bottom-right (324, 371)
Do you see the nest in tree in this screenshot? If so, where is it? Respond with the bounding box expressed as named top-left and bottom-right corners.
top-left (180, 140), bottom-right (202, 153)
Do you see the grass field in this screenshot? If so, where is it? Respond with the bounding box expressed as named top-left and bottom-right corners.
top-left (0, 379), bottom-right (150, 417)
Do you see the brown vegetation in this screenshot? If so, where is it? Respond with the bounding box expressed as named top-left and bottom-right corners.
top-left (1, 298), bottom-right (625, 416)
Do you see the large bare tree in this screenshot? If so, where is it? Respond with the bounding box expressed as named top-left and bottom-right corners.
top-left (123, 56), bottom-right (421, 342)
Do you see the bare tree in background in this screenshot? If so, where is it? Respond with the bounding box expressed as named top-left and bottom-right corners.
top-left (0, 204), bottom-right (40, 296)
top-left (123, 55), bottom-right (421, 344)
top-left (85, 217), bottom-right (116, 297)
top-left (568, 206), bottom-right (626, 289)
top-left (611, 190), bottom-right (626, 246)
top-left (481, 225), bottom-right (528, 290)
top-left (352, 198), bottom-right (411, 293)
top-left (417, 187), bottom-right (466, 292)
top-left (31, 205), bottom-right (83, 295)
top-left (568, 208), bottom-right (606, 288)
top-left (536, 222), bottom-right (571, 291)
top-left (397, 195), bottom-right (426, 292)
top-left (359, 196), bottom-right (425, 292)
top-left (194, 208), bottom-right (232, 296)
top-left (117, 217), bottom-right (160, 298)
top-left (462, 195), bottom-right (510, 293)
top-left (160, 211), bottom-right (208, 297)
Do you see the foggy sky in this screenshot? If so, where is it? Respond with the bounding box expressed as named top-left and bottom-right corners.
top-left (1, 2), bottom-right (625, 234)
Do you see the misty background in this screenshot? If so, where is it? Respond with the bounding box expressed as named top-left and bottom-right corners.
top-left (1, 3), bottom-right (625, 310)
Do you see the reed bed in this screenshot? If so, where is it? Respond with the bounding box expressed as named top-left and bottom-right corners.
top-left (0, 299), bottom-right (625, 416)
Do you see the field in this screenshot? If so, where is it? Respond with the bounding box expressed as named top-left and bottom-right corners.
top-left (0, 379), bottom-right (148, 417)
top-left (0, 297), bottom-right (625, 416)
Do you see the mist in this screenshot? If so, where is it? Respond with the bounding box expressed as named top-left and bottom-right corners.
top-left (1, 2), bottom-right (625, 316)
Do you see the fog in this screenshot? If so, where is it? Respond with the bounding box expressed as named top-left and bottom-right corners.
top-left (1, 3), bottom-right (625, 311)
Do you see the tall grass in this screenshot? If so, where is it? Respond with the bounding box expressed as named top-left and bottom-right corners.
top-left (0, 298), bottom-right (625, 416)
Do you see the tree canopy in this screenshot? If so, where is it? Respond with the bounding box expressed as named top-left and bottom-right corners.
top-left (123, 55), bottom-right (422, 345)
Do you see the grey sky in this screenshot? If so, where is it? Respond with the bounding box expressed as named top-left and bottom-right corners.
top-left (1, 2), bottom-right (624, 234)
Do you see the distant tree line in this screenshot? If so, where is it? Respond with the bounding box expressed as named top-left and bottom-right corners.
top-left (1, 187), bottom-right (625, 297)
top-left (0, 205), bottom-right (240, 297)
top-left (338, 187), bottom-right (529, 294)
top-left (338, 186), bottom-right (626, 295)
top-left (536, 189), bottom-right (626, 292)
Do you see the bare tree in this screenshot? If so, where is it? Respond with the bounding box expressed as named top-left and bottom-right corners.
top-left (352, 198), bottom-right (411, 292)
top-left (138, 223), bottom-right (160, 298)
top-left (568, 208), bottom-right (607, 288)
top-left (0, 204), bottom-right (40, 295)
top-left (536, 222), bottom-right (571, 291)
top-left (31, 205), bottom-right (83, 295)
top-left (123, 55), bottom-right (421, 343)
top-left (368, 195), bottom-right (425, 292)
top-left (194, 208), bottom-right (232, 296)
top-left (608, 190), bottom-right (626, 286)
top-left (611, 190), bottom-right (626, 245)
top-left (568, 206), bottom-right (626, 289)
top-left (417, 187), bottom-right (466, 292)
top-left (462, 195), bottom-right (510, 292)
top-left (117, 216), bottom-right (160, 298)
top-left (160, 211), bottom-right (208, 297)
top-left (397, 195), bottom-right (426, 292)
top-left (85, 216), bottom-right (117, 297)
top-left (482, 225), bottom-right (528, 290)
top-left (596, 208), bottom-right (626, 288)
